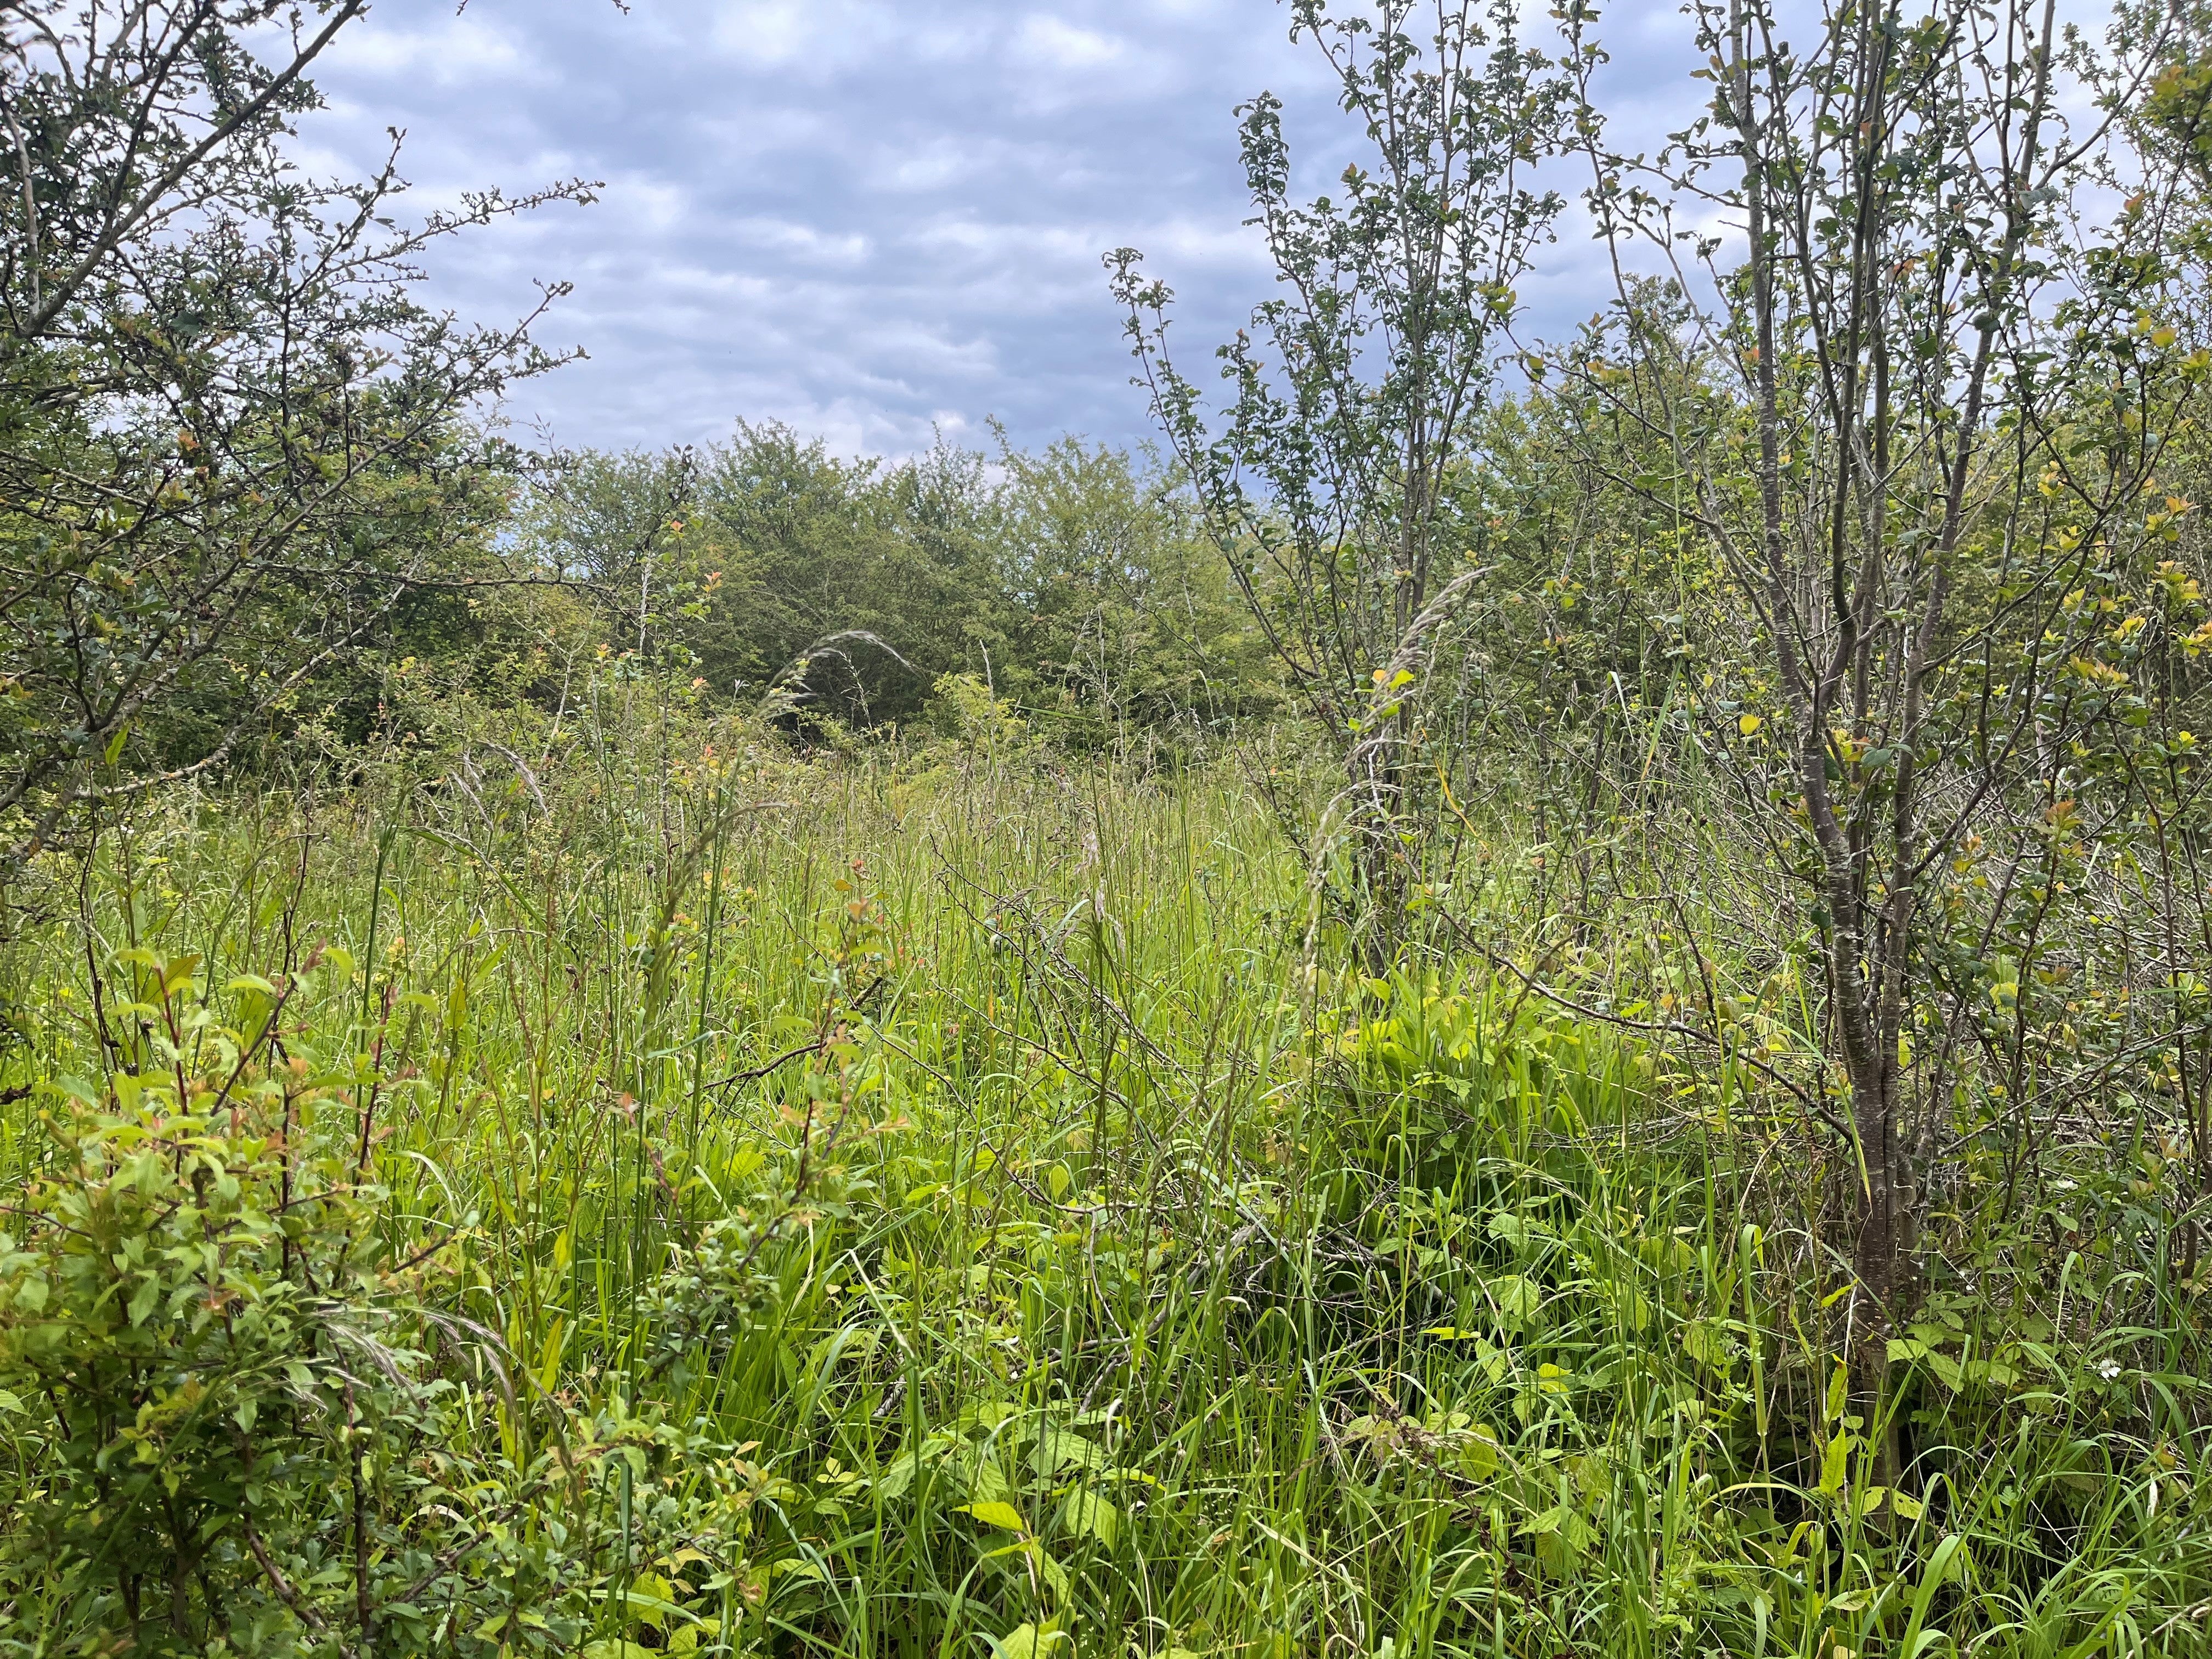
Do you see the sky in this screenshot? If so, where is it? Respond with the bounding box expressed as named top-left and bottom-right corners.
top-left (297, 0), bottom-right (1704, 460)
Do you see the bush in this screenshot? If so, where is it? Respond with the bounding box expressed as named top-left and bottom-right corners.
top-left (0, 949), bottom-right (690, 1658)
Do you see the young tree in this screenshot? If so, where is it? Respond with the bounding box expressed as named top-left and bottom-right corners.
top-left (1111, 0), bottom-right (1570, 959)
top-left (0, 1), bottom-right (592, 875)
top-left (517, 445), bottom-right (702, 660)
top-left (1553, 0), bottom-right (2204, 1430)
top-left (691, 425), bottom-right (980, 729)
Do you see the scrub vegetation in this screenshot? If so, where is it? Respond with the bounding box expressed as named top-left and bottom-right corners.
top-left (4, 2), bottom-right (2212, 1657)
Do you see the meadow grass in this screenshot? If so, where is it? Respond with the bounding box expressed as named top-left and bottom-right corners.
top-left (0, 721), bottom-right (2205, 1657)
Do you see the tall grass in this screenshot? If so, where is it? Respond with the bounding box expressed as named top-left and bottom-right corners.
top-left (1, 716), bottom-right (2205, 1657)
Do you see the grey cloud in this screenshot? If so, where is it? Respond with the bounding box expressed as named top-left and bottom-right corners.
top-left (302, 0), bottom-right (1699, 458)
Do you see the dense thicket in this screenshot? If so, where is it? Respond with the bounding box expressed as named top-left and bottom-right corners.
top-left (506, 425), bottom-right (1278, 745)
top-left (1111, 0), bottom-right (2212, 1463)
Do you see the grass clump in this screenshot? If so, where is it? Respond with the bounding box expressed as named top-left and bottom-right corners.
top-left (0, 728), bottom-right (2205, 1657)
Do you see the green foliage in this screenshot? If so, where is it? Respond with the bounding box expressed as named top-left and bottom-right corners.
top-left (507, 424), bottom-right (1276, 747)
top-left (0, 936), bottom-right (820, 1657)
top-left (703, 427), bottom-right (995, 729)
top-left (0, 3), bottom-right (587, 872)
top-left (9, 5), bottom-right (2212, 1656)
top-left (1111, 0), bottom-right (1576, 955)
top-left (986, 435), bottom-right (1276, 740)
top-left (1, 729), bottom-right (2206, 1654)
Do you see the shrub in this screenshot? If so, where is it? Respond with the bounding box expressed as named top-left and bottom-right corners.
top-left (0, 952), bottom-right (603, 1658)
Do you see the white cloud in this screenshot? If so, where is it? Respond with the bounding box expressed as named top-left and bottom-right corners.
top-left (574, 176), bottom-right (681, 233)
top-left (1012, 16), bottom-right (1130, 70)
top-left (732, 219), bottom-right (874, 267)
top-left (287, 0), bottom-right (1706, 458)
top-left (320, 13), bottom-right (538, 87)
top-left (882, 137), bottom-right (988, 193)
top-left (701, 0), bottom-right (958, 74)
top-left (703, 1), bottom-right (846, 66)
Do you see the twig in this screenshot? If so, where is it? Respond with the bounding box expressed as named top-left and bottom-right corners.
top-left (243, 1515), bottom-right (359, 1659)
top-left (703, 1034), bottom-right (828, 1094)
top-left (1437, 910), bottom-right (1858, 1146)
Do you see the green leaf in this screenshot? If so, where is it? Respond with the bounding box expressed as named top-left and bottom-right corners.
top-left (591, 1580), bottom-right (709, 1628)
top-left (1488, 1273), bottom-right (1540, 1327)
top-left (1825, 1363), bottom-right (1850, 1423)
top-left (1681, 1317), bottom-right (1735, 1370)
top-left (1034, 1426), bottom-right (1103, 1475)
top-left (874, 1448), bottom-right (924, 1503)
top-left (1059, 1485), bottom-right (1120, 1547)
top-left (993, 1624), bottom-right (1069, 1659)
top-left (1819, 1431), bottom-right (1853, 1497)
top-left (1897, 1534), bottom-right (1968, 1659)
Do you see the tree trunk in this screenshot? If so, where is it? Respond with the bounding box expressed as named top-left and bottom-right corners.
top-left (1848, 1061), bottom-right (1913, 1488)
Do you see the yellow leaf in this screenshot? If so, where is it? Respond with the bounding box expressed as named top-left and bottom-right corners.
top-left (1459, 1425), bottom-right (1502, 1480)
top-left (956, 1500), bottom-right (1029, 1532)
top-left (1739, 713), bottom-right (1763, 736)
top-left (1820, 1431), bottom-right (1853, 1496)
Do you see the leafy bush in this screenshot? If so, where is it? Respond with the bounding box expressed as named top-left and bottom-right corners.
top-left (0, 950), bottom-right (728, 1658)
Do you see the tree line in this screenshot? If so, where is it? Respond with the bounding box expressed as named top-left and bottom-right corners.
top-left (504, 425), bottom-right (1277, 744)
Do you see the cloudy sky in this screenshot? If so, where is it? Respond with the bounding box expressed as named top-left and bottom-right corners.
top-left (298, 0), bottom-right (1702, 459)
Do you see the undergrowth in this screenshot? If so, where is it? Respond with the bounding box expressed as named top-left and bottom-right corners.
top-left (0, 726), bottom-right (2204, 1657)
